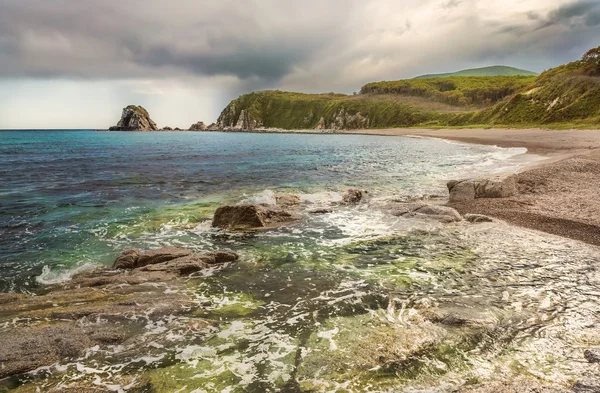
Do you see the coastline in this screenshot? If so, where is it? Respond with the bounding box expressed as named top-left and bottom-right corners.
top-left (204, 126), bottom-right (600, 245)
top-left (340, 128), bottom-right (600, 246)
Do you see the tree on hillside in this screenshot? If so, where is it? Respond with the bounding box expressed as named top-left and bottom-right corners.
top-left (581, 46), bottom-right (600, 76)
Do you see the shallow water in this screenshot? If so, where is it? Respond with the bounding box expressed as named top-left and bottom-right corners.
top-left (3, 130), bottom-right (596, 393)
top-left (0, 130), bottom-right (535, 292)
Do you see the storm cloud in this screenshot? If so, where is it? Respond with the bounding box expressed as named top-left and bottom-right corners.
top-left (0, 0), bottom-right (599, 128)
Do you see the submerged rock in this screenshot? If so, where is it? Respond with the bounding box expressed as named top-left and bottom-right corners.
top-left (447, 175), bottom-right (517, 202)
top-left (108, 105), bottom-right (158, 131)
top-left (0, 247), bottom-right (236, 382)
top-left (212, 204), bottom-right (300, 230)
top-left (342, 188), bottom-right (367, 204)
top-left (390, 202), bottom-right (462, 223)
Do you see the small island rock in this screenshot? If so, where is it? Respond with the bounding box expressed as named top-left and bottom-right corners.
top-left (108, 105), bottom-right (158, 131)
top-left (189, 121), bottom-right (208, 131)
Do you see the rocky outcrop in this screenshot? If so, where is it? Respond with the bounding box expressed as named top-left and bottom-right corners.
top-left (342, 189), bottom-right (367, 204)
top-left (189, 121), bottom-right (208, 131)
top-left (0, 247), bottom-right (237, 381)
top-left (447, 175), bottom-right (517, 202)
top-left (161, 126), bottom-right (173, 130)
top-left (390, 202), bottom-right (462, 223)
top-left (331, 108), bottom-right (369, 130)
top-left (212, 204), bottom-right (300, 230)
top-left (216, 102), bottom-right (263, 131)
top-left (113, 247), bottom-right (238, 274)
top-left (108, 105), bottom-right (158, 131)
top-left (275, 193), bottom-right (301, 208)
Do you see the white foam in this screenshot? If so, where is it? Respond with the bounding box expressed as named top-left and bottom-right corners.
top-left (36, 262), bottom-right (99, 285)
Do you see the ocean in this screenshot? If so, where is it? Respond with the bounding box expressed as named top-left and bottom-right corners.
top-left (2, 130), bottom-right (598, 392)
top-left (0, 130), bottom-right (532, 292)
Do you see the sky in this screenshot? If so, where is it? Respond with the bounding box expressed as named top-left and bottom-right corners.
top-left (0, 0), bottom-right (599, 129)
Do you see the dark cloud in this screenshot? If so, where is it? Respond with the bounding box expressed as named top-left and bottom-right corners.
top-left (539, 0), bottom-right (600, 28)
top-left (0, 0), bottom-right (599, 96)
top-left (0, 0), bottom-right (353, 82)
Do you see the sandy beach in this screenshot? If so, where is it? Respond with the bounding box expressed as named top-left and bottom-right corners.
top-left (342, 128), bottom-right (600, 245)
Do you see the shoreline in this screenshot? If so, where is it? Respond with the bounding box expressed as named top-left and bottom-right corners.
top-left (339, 128), bottom-right (600, 246)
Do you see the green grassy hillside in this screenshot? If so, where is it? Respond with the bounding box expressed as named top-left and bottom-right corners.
top-left (360, 76), bottom-right (535, 107)
top-left (216, 91), bottom-right (444, 130)
top-left (415, 66), bottom-right (537, 79)
top-left (216, 46), bottom-right (600, 130)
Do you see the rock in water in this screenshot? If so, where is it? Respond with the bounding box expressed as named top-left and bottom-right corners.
top-left (342, 189), bottom-right (366, 204)
top-left (189, 121), bottom-right (208, 131)
top-left (0, 324), bottom-right (91, 378)
top-left (113, 247), bottom-right (194, 269)
top-left (212, 204), bottom-right (299, 230)
top-left (447, 175), bottom-right (517, 202)
top-left (390, 202), bottom-right (462, 223)
top-left (275, 193), bottom-right (301, 208)
top-left (108, 105), bottom-right (158, 131)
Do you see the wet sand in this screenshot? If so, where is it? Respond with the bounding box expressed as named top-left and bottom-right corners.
top-left (342, 128), bottom-right (600, 246)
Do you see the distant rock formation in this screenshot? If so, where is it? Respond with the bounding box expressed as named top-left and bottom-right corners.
top-left (189, 121), bottom-right (207, 131)
top-left (161, 126), bottom-right (173, 131)
top-left (108, 105), bottom-right (158, 131)
top-left (216, 103), bottom-right (263, 131)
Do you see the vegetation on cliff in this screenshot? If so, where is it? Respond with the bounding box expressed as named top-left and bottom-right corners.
top-left (360, 75), bottom-right (535, 107)
top-left (216, 46), bottom-right (600, 130)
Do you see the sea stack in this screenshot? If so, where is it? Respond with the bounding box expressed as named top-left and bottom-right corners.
top-left (189, 121), bottom-right (208, 131)
top-left (108, 105), bottom-right (158, 131)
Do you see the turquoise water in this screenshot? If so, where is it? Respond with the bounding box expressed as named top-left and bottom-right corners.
top-left (0, 130), bottom-right (529, 292)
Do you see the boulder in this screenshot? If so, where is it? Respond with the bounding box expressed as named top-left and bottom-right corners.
top-left (161, 126), bottom-right (173, 131)
top-left (108, 105), bottom-right (158, 131)
top-left (390, 202), bottom-right (462, 223)
top-left (447, 175), bottom-right (517, 202)
top-left (584, 349), bottom-right (600, 363)
top-left (189, 121), bottom-right (208, 131)
top-left (113, 247), bottom-right (193, 269)
top-left (275, 193), bottom-right (301, 208)
top-left (464, 213), bottom-right (494, 223)
top-left (212, 204), bottom-right (299, 230)
top-left (342, 188), bottom-right (366, 204)
top-left (139, 251), bottom-right (239, 275)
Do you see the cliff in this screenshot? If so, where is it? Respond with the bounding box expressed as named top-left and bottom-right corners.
top-left (109, 105), bottom-right (158, 131)
top-left (214, 46), bottom-right (600, 131)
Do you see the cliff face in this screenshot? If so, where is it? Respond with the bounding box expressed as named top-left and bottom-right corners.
top-left (109, 105), bottom-right (158, 131)
top-left (216, 103), bottom-right (262, 131)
